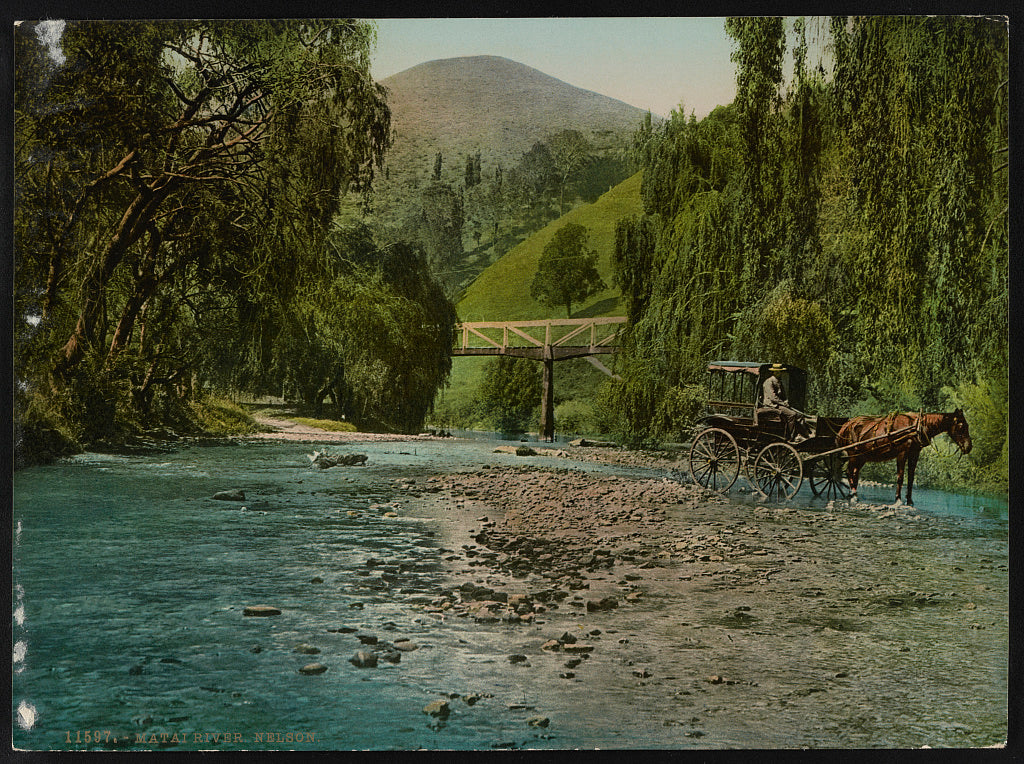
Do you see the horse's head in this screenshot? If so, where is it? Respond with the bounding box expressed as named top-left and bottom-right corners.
top-left (947, 408), bottom-right (973, 454)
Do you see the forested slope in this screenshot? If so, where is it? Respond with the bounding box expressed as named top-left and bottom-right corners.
top-left (608, 17), bottom-right (1008, 491)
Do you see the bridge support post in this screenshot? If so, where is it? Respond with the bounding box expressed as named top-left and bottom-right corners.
top-left (540, 347), bottom-right (555, 442)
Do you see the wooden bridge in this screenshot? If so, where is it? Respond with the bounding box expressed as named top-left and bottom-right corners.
top-left (452, 317), bottom-right (627, 441)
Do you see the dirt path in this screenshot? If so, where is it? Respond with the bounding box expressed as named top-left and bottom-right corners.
top-left (247, 416), bottom-right (427, 443)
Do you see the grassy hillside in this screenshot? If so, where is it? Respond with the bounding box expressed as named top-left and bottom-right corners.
top-left (431, 172), bottom-right (643, 429)
top-left (455, 171), bottom-right (641, 321)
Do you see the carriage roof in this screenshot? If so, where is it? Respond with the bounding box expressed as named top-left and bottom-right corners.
top-left (708, 360), bottom-right (807, 377)
top-left (704, 361), bottom-right (808, 413)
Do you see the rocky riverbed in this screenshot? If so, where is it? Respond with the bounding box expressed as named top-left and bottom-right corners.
top-left (382, 459), bottom-right (1008, 748)
top-left (12, 431), bottom-right (1007, 750)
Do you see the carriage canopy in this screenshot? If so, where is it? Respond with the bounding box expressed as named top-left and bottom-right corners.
top-left (705, 361), bottom-right (807, 416)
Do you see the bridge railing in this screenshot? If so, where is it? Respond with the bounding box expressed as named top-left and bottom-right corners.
top-left (454, 317), bottom-right (627, 355)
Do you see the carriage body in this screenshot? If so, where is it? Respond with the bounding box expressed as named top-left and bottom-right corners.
top-left (687, 361), bottom-right (851, 499)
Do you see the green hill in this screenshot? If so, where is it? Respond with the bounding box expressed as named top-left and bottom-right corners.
top-left (456, 171), bottom-right (641, 321)
top-left (432, 172), bottom-right (643, 429)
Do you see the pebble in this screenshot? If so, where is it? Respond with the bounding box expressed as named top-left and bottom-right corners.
top-left (562, 644), bottom-right (594, 654)
top-left (349, 651), bottom-right (378, 668)
top-left (243, 605), bottom-right (281, 617)
top-left (212, 489), bottom-right (245, 501)
top-left (423, 700), bottom-right (451, 719)
top-left (586, 597), bottom-right (618, 612)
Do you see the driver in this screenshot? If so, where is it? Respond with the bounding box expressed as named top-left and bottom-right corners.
top-left (763, 364), bottom-right (810, 442)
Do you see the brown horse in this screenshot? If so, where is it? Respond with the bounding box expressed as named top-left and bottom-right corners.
top-left (836, 409), bottom-right (972, 506)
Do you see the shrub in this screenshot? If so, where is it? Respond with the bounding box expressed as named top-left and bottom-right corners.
top-left (553, 399), bottom-right (597, 436)
top-left (188, 397), bottom-right (260, 436)
top-left (289, 417), bottom-right (357, 433)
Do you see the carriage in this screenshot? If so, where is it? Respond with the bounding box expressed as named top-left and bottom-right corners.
top-left (686, 361), bottom-right (939, 501)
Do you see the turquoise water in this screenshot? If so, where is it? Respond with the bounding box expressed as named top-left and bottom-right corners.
top-left (12, 440), bottom-right (1008, 750)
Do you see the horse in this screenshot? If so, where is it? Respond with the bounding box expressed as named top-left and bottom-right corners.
top-left (835, 409), bottom-right (972, 506)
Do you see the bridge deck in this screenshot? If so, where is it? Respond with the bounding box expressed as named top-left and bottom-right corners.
top-left (452, 317), bottom-right (626, 358)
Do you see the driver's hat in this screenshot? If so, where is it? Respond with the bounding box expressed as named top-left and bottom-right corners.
top-left (769, 363), bottom-right (786, 373)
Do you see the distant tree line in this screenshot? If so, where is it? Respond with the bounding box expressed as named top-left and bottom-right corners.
top-left (608, 16), bottom-right (1007, 491)
top-left (388, 129), bottom-right (634, 296)
top-left (14, 19), bottom-right (456, 462)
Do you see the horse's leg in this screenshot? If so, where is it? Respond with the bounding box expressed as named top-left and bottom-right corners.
top-left (905, 448), bottom-right (920, 507)
top-left (847, 456), bottom-right (862, 503)
top-left (893, 451), bottom-right (906, 506)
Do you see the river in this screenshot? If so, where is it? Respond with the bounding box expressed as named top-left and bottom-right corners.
top-left (11, 438), bottom-right (1008, 750)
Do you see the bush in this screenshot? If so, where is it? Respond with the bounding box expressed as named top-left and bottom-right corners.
top-left (553, 399), bottom-right (597, 436)
top-left (188, 397), bottom-right (260, 436)
top-left (476, 356), bottom-right (541, 434)
top-left (289, 417), bottom-right (357, 433)
top-left (13, 391), bottom-right (82, 468)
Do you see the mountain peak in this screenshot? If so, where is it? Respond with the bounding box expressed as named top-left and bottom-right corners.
top-left (380, 55), bottom-right (648, 175)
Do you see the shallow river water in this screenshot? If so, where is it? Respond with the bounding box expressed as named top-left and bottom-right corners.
top-left (12, 439), bottom-right (1008, 750)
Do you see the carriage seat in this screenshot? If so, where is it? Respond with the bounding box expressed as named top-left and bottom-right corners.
top-left (755, 407), bottom-right (782, 424)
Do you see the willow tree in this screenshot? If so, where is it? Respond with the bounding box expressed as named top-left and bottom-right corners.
top-left (15, 19), bottom-right (393, 445)
top-left (611, 15), bottom-right (1008, 484)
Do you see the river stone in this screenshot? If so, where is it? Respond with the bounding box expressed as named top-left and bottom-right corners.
top-left (298, 663), bottom-right (328, 675)
top-left (586, 597), bottom-right (619, 612)
top-left (558, 631), bottom-right (577, 644)
top-left (294, 644), bottom-right (320, 655)
top-left (349, 651), bottom-right (378, 668)
top-left (392, 639), bottom-right (419, 652)
top-left (562, 644), bottom-right (595, 654)
top-left (243, 605), bottom-right (281, 617)
top-left (540, 639), bottom-right (561, 651)
top-left (356, 634), bottom-right (378, 645)
top-left (509, 654), bottom-right (529, 664)
top-left (380, 650), bottom-right (402, 664)
top-left (527, 716), bottom-right (550, 728)
top-left (423, 700), bottom-right (451, 719)
top-left (213, 490), bottom-right (245, 501)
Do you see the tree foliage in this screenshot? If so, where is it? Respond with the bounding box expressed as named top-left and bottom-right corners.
top-left (611, 16), bottom-right (1008, 489)
top-left (530, 223), bottom-right (606, 318)
top-left (15, 19), bottom-right (457, 456)
top-left (477, 356), bottom-right (542, 434)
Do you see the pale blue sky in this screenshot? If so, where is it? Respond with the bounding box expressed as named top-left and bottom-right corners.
top-left (369, 17), bottom-right (740, 119)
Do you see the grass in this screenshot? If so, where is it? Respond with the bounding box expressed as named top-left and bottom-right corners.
top-left (189, 396), bottom-right (261, 436)
top-left (289, 417), bottom-right (357, 433)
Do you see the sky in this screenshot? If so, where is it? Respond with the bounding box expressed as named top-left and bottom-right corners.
top-left (369, 18), bottom-right (740, 119)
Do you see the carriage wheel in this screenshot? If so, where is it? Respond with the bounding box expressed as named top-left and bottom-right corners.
top-left (753, 442), bottom-right (803, 501)
top-left (808, 452), bottom-right (850, 501)
top-left (688, 428), bottom-right (741, 493)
